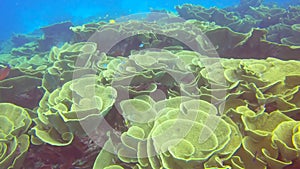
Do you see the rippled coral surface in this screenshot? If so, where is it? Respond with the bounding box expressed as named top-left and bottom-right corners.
top-left (0, 2), bottom-right (300, 169)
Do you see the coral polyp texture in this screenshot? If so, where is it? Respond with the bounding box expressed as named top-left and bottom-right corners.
top-left (1, 3), bottom-right (300, 169)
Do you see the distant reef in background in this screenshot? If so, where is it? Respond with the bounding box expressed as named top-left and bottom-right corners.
top-left (2, 0), bottom-right (300, 59)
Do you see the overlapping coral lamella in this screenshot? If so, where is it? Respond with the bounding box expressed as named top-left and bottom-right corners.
top-left (0, 0), bottom-right (300, 169)
top-left (92, 49), bottom-right (300, 169)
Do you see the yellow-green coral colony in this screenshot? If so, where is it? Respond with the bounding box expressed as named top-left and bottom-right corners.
top-left (34, 40), bottom-right (300, 168)
top-left (0, 103), bottom-right (31, 169)
top-left (3, 40), bottom-right (300, 169)
top-left (1, 2), bottom-right (300, 169)
top-left (90, 49), bottom-right (300, 169)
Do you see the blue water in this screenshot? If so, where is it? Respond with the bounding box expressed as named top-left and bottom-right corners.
top-left (0, 0), bottom-right (297, 42)
top-left (0, 0), bottom-right (238, 41)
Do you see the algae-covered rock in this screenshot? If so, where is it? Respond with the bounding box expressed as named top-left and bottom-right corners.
top-left (0, 75), bottom-right (43, 109)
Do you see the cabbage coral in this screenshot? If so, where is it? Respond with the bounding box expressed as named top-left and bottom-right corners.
top-left (91, 50), bottom-right (300, 169)
top-left (31, 76), bottom-right (117, 146)
top-left (0, 103), bottom-right (32, 169)
top-left (93, 96), bottom-right (242, 169)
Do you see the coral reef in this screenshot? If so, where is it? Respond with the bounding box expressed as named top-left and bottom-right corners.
top-left (176, 4), bottom-right (300, 46)
top-left (31, 76), bottom-right (117, 145)
top-left (0, 103), bottom-right (32, 169)
top-left (0, 4), bottom-right (299, 169)
top-left (92, 50), bottom-right (300, 169)
top-left (70, 20), bottom-right (300, 60)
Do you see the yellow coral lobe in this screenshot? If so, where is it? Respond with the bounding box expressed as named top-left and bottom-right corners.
top-left (109, 19), bottom-right (116, 24)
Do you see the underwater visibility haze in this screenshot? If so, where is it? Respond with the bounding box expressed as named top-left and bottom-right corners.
top-left (0, 0), bottom-right (300, 169)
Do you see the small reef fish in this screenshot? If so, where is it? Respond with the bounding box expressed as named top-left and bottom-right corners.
top-left (0, 64), bottom-right (11, 81)
top-left (139, 43), bottom-right (144, 48)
